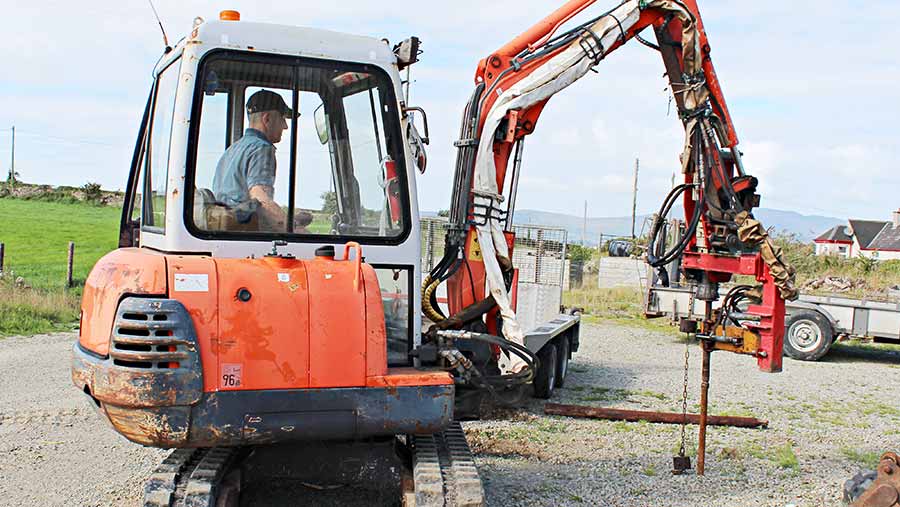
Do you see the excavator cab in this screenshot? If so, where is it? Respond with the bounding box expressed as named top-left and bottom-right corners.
top-left (73, 14), bottom-right (452, 450)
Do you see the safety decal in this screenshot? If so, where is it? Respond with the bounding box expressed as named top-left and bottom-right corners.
top-left (467, 233), bottom-right (483, 261)
top-left (173, 274), bottom-right (209, 292)
top-left (220, 363), bottom-right (242, 388)
top-left (277, 273), bottom-right (290, 283)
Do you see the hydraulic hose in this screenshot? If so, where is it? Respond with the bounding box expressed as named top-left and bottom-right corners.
top-left (422, 275), bottom-right (446, 323)
top-left (647, 183), bottom-right (702, 268)
top-left (436, 330), bottom-right (537, 387)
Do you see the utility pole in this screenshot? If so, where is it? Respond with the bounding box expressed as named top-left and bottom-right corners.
top-left (8, 126), bottom-right (15, 184)
top-left (631, 158), bottom-right (639, 239)
top-left (582, 200), bottom-right (588, 246)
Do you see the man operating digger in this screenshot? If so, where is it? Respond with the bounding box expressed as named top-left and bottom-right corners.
top-left (212, 89), bottom-right (311, 232)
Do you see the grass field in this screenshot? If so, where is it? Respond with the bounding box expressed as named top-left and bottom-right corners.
top-left (0, 198), bottom-right (120, 288)
top-left (0, 198), bottom-right (120, 335)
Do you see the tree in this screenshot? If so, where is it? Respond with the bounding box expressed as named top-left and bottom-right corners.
top-left (320, 191), bottom-right (338, 214)
top-left (567, 243), bottom-right (595, 262)
top-left (437, 209), bottom-right (450, 217)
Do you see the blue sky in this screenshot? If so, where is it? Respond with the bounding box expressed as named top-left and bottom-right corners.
top-left (0, 1), bottom-right (897, 221)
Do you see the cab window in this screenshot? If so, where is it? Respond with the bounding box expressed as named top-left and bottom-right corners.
top-left (190, 52), bottom-right (407, 241)
top-left (142, 58), bottom-right (181, 232)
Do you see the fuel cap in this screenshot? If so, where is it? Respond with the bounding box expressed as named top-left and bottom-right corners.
top-left (315, 245), bottom-right (335, 258)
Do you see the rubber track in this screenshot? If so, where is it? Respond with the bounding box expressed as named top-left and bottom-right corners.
top-left (412, 421), bottom-right (484, 507)
top-left (143, 447), bottom-right (242, 507)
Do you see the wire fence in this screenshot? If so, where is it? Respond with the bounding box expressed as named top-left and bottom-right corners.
top-left (420, 218), bottom-right (571, 289)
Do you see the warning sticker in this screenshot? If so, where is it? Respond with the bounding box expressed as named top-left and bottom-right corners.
top-left (277, 273), bottom-right (290, 283)
top-left (174, 274), bottom-right (209, 292)
top-left (220, 363), bottom-right (243, 388)
top-left (467, 234), bottom-right (483, 261)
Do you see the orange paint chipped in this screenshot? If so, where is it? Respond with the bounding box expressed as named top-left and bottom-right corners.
top-left (79, 248), bottom-right (167, 356)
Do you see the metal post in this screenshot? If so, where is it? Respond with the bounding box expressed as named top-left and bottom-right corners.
top-left (8, 126), bottom-right (15, 184)
top-left (66, 242), bottom-right (75, 288)
top-left (0, 242), bottom-right (4, 273)
top-left (559, 232), bottom-right (568, 291)
top-left (697, 340), bottom-right (712, 476)
top-left (536, 229), bottom-right (544, 284)
top-left (582, 200), bottom-right (587, 246)
top-left (631, 158), bottom-right (639, 239)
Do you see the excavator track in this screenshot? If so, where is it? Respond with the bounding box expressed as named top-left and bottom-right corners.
top-left (143, 447), bottom-right (243, 507)
top-left (411, 421), bottom-right (484, 507)
top-left (141, 423), bottom-right (482, 507)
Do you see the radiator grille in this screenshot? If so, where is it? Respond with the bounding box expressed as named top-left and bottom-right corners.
top-left (109, 298), bottom-right (196, 370)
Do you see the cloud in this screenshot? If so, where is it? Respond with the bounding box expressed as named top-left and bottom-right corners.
top-left (0, 0), bottom-right (896, 221)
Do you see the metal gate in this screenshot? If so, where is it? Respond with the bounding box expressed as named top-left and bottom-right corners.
top-left (420, 218), bottom-right (568, 332)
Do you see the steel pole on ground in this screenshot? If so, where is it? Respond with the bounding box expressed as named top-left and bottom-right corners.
top-left (66, 242), bottom-right (75, 288)
top-left (543, 404), bottom-right (767, 428)
top-left (0, 242), bottom-right (4, 273)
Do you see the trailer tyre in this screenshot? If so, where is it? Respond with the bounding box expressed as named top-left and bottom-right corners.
top-left (554, 336), bottom-right (570, 388)
top-left (784, 310), bottom-right (834, 361)
top-left (533, 343), bottom-right (558, 399)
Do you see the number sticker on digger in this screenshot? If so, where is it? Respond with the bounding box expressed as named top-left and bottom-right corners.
top-left (220, 363), bottom-right (243, 388)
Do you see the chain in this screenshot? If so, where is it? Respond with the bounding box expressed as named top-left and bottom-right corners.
top-left (678, 333), bottom-right (690, 457)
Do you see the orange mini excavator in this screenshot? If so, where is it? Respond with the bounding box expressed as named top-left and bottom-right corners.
top-left (72, 1), bottom-right (794, 504)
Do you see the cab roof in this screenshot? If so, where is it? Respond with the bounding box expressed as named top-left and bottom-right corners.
top-left (185, 19), bottom-right (399, 68)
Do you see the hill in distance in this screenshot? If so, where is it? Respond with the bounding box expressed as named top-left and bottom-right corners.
top-left (497, 208), bottom-right (842, 245)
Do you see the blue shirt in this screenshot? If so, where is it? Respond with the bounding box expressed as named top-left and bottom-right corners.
top-left (212, 129), bottom-right (277, 207)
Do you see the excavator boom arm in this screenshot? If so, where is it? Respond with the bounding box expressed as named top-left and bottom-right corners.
top-left (427, 0), bottom-right (796, 374)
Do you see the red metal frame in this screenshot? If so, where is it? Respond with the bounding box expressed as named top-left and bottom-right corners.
top-left (682, 252), bottom-right (785, 373)
top-left (450, 0), bottom-right (786, 373)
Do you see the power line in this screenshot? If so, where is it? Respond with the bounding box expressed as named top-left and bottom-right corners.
top-left (10, 130), bottom-right (119, 147)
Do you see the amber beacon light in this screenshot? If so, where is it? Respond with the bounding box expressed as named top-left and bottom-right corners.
top-left (219, 10), bottom-right (241, 21)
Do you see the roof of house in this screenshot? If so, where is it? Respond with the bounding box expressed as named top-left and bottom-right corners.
top-left (814, 225), bottom-right (852, 243)
top-left (848, 219), bottom-right (890, 249)
top-left (868, 223), bottom-right (900, 251)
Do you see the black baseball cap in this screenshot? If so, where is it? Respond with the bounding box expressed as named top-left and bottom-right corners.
top-left (246, 90), bottom-right (298, 118)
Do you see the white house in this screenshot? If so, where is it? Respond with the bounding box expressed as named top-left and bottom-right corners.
top-left (813, 225), bottom-right (852, 257)
top-left (816, 210), bottom-right (900, 260)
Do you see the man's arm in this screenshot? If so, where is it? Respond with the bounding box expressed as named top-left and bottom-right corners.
top-left (245, 144), bottom-right (287, 231)
top-left (248, 184), bottom-right (287, 230)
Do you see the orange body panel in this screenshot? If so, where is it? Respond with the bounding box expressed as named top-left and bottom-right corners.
top-left (167, 256), bottom-right (220, 392)
top-left (80, 246), bottom-right (431, 396)
top-left (79, 248), bottom-right (167, 356)
top-left (367, 368), bottom-right (452, 388)
top-left (305, 255), bottom-right (368, 388)
top-left (215, 257), bottom-right (312, 391)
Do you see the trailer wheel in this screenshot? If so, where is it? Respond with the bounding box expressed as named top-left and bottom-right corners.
top-left (784, 310), bottom-right (834, 361)
top-left (554, 336), bottom-right (570, 388)
top-left (533, 343), bottom-right (558, 399)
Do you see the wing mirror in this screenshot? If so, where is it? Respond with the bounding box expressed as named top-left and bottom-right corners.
top-left (314, 103), bottom-right (328, 145)
top-left (404, 106), bottom-right (429, 174)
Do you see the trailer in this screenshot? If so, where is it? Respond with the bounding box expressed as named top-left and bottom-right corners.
top-left (645, 284), bottom-right (900, 361)
top-left (422, 218), bottom-right (580, 399)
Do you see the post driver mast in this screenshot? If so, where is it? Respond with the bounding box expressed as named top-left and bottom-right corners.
top-left (424, 0), bottom-right (798, 474)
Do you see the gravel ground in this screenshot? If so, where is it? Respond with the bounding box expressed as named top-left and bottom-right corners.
top-left (467, 321), bottom-right (900, 507)
top-left (1, 325), bottom-right (898, 506)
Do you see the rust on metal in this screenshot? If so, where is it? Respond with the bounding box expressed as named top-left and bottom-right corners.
top-left (697, 340), bottom-right (712, 475)
top-left (543, 403), bottom-right (768, 428)
top-left (852, 452), bottom-right (900, 507)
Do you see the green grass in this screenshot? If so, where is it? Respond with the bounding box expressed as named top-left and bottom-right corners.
top-left (841, 448), bottom-right (882, 469)
top-left (0, 198), bottom-right (120, 289)
top-left (772, 442), bottom-right (799, 470)
top-left (564, 286), bottom-right (676, 333)
top-left (0, 198), bottom-right (120, 335)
